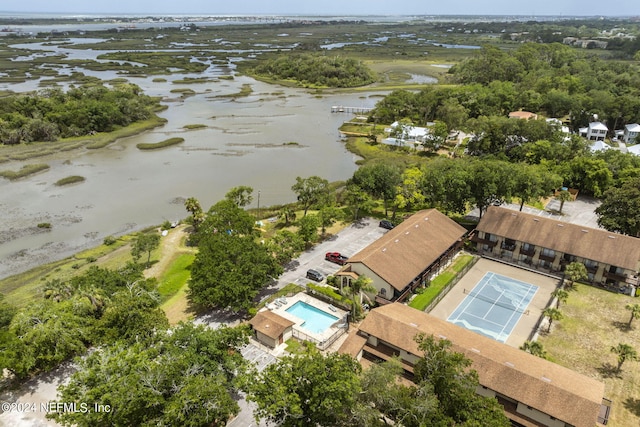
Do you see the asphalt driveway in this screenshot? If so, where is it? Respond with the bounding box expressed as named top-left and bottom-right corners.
top-left (264, 217), bottom-right (389, 295)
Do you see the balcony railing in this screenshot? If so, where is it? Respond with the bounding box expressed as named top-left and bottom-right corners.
top-left (519, 247), bottom-right (535, 256)
top-left (538, 253), bottom-right (556, 262)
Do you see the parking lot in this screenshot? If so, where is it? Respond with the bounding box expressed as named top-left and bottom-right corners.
top-left (265, 217), bottom-right (389, 294)
top-left (466, 194), bottom-right (601, 230)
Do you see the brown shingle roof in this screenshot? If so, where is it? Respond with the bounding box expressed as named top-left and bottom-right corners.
top-left (477, 206), bottom-right (640, 271)
top-left (347, 209), bottom-right (467, 291)
top-left (249, 310), bottom-right (295, 339)
top-left (351, 304), bottom-right (605, 427)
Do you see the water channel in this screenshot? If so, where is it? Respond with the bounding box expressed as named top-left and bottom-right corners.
top-left (0, 40), bottom-right (383, 279)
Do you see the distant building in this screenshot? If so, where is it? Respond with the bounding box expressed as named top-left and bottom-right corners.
top-left (624, 123), bottom-right (640, 144)
top-left (579, 122), bottom-right (608, 141)
top-left (589, 140), bottom-right (611, 153)
top-left (508, 111), bottom-right (538, 120)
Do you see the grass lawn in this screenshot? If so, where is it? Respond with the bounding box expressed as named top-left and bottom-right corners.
top-left (409, 254), bottom-right (474, 311)
top-left (157, 253), bottom-right (195, 300)
top-left (537, 283), bottom-right (640, 427)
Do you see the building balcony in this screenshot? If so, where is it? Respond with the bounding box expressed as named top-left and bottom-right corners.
top-left (538, 253), bottom-right (556, 262)
top-left (501, 243), bottom-right (516, 251)
top-left (362, 342), bottom-right (415, 374)
top-left (519, 247), bottom-right (535, 257)
top-left (586, 264), bottom-right (598, 274)
top-left (470, 235), bottom-right (498, 247)
top-left (604, 270), bottom-right (632, 284)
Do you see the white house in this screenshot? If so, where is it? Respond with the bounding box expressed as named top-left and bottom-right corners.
top-left (383, 121), bottom-right (433, 147)
top-left (546, 118), bottom-right (570, 135)
top-left (624, 124), bottom-right (640, 144)
top-left (627, 144), bottom-right (640, 157)
top-left (579, 122), bottom-right (608, 141)
top-left (589, 140), bottom-right (611, 153)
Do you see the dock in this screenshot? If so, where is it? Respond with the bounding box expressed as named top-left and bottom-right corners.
top-left (331, 106), bottom-right (373, 114)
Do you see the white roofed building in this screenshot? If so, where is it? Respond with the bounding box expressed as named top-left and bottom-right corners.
top-left (624, 123), bottom-right (640, 144)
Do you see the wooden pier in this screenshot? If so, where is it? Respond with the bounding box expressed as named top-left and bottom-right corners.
top-left (331, 106), bottom-right (373, 114)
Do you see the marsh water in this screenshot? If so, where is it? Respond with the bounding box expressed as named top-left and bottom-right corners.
top-left (0, 40), bottom-right (381, 278)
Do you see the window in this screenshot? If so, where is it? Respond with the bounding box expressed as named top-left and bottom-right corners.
top-left (522, 243), bottom-right (534, 252)
top-left (379, 288), bottom-right (387, 297)
top-left (584, 259), bottom-right (598, 269)
top-left (541, 248), bottom-right (555, 258)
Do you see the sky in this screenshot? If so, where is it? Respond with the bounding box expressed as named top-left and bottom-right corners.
top-left (1, 0), bottom-right (638, 17)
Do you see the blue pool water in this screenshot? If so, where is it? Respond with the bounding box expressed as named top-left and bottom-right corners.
top-left (286, 301), bottom-right (339, 334)
top-left (447, 272), bottom-right (538, 343)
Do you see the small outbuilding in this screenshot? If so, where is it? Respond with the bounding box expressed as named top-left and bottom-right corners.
top-left (249, 310), bottom-right (295, 348)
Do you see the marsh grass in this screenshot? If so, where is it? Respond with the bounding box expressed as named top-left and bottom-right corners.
top-left (136, 137), bottom-right (185, 150)
top-left (0, 163), bottom-right (49, 180)
top-left (183, 124), bottom-right (207, 130)
top-left (214, 83), bottom-right (253, 98)
top-left (54, 175), bottom-right (85, 186)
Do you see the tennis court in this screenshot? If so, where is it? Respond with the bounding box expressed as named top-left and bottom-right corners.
top-left (447, 271), bottom-right (538, 343)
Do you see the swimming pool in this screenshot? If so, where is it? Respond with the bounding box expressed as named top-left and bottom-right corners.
top-left (286, 301), bottom-right (339, 334)
top-left (447, 272), bottom-right (538, 343)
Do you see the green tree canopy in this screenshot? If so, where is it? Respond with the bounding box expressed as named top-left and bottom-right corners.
top-left (413, 334), bottom-right (510, 426)
top-left (225, 185), bottom-right (254, 208)
top-left (595, 177), bottom-right (640, 237)
top-left (350, 163), bottom-right (402, 217)
top-left (291, 175), bottom-right (330, 216)
top-left (252, 53), bottom-right (376, 88)
top-left (246, 349), bottom-right (362, 427)
top-left (49, 323), bottom-right (249, 427)
top-left (131, 231), bottom-right (161, 268)
top-left (189, 230), bottom-right (282, 311)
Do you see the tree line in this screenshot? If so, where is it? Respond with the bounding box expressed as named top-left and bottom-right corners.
top-left (0, 84), bottom-right (159, 145)
top-left (370, 43), bottom-right (640, 133)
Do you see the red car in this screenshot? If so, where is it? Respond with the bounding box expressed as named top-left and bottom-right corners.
top-left (325, 252), bottom-right (348, 265)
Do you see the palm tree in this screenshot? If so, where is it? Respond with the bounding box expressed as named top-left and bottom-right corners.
top-left (184, 197), bottom-right (205, 232)
top-left (564, 262), bottom-right (588, 288)
top-left (344, 275), bottom-right (376, 321)
top-left (626, 303), bottom-right (640, 327)
top-left (551, 288), bottom-right (569, 309)
top-left (520, 340), bottom-right (547, 359)
top-left (556, 189), bottom-right (572, 214)
top-left (279, 206), bottom-right (296, 226)
top-left (611, 343), bottom-right (638, 371)
top-left (542, 307), bottom-right (563, 333)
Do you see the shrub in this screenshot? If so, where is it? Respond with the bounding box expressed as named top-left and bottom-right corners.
top-left (103, 236), bottom-right (117, 246)
top-left (37, 222), bottom-right (52, 229)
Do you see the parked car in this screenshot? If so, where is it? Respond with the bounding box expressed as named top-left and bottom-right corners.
top-left (325, 251), bottom-right (348, 265)
top-left (379, 220), bottom-right (394, 230)
top-left (306, 269), bottom-right (324, 282)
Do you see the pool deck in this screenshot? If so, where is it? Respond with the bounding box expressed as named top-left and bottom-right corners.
top-left (429, 258), bottom-right (559, 348)
top-left (265, 292), bottom-right (348, 344)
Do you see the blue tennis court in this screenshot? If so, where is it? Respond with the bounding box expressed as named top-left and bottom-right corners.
top-left (447, 272), bottom-right (538, 343)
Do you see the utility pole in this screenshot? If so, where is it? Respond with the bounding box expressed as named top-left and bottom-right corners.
top-left (257, 190), bottom-right (261, 220)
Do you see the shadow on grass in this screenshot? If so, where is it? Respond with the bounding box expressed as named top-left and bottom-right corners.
top-left (623, 397), bottom-right (640, 417)
top-left (597, 362), bottom-right (623, 379)
top-left (612, 320), bottom-right (632, 332)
